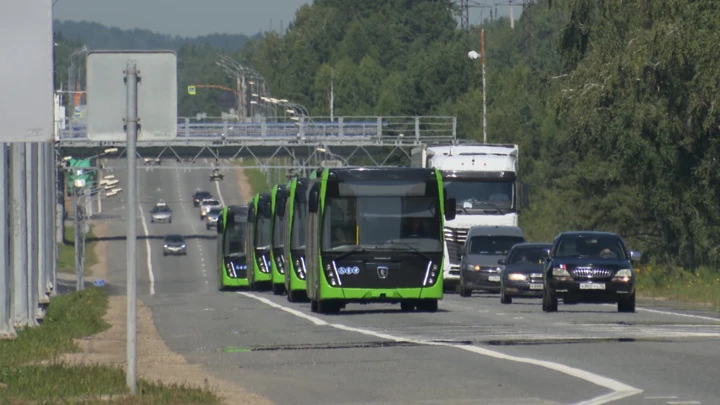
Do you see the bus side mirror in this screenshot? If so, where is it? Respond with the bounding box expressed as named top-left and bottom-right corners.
top-left (216, 217), bottom-right (223, 234)
top-left (308, 189), bottom-right (319, 213)
top-left (276, 193), bottom-right (287, 217)
top-left (263, 200), bottom-right (272, 218)
top-left (445, 198), bottom-right (456, 221)
top-left (520, 182), bottom-right (529, 210)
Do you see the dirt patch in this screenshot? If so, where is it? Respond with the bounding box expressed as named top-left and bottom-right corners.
top-left (62, 220), bottom-right (272, 405)
top-left (59, 296), bottom-right (272, 405)
top-left (235, 168), bottom-right (254, 201)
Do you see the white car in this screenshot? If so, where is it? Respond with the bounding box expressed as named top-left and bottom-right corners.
top-left (199, 199), bottom-right (222, 220)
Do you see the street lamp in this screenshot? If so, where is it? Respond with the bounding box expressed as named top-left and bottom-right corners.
top-left (469, 29), bottom-right (487, 144)
top-left (316, 147), bottom-right (350, 167)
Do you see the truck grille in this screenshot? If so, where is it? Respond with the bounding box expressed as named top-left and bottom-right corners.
top-left (572, 268), bottom-right (613, 278)
top-left (444, 226), bottom-right (468, 265)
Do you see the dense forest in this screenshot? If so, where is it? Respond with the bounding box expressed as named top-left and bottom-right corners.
top-left (53, 0), bottom-right (720, 269)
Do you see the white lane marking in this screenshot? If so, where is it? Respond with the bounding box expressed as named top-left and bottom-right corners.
top-left (138, 205), bottom-right (156, 295)
top-left (599, 303), bottom-right (720, 322)
top-left (239, 292), bottom-right (328, 326)
top-left (239, 292), bottom-right (642, 404)
top-left (636, 307), bottom-right (720, 323)
top-left (667, 401), bottom-right (701, 405)
top-left (214, 178), bottom-right (225, 206)
top-left (645, 397), bottom-right (678, 400)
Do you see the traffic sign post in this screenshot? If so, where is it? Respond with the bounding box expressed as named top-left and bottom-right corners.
top-left (85, 51), bottom-right (178, 141)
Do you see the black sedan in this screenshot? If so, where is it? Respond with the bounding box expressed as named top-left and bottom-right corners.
top-left (499, 242), bottom-right (552, 304)
top-left (192, 190), bottom-right (213, 207)
top-left (542, 231), bottom-right (640, 313)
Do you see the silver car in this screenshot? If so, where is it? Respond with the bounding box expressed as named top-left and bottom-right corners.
top-left (162, 234), bottom-right (187, 256)
top-left (150, 202), bottom-right (173, 223)
top-left (199, 199), bottom-right (222, 220)
top-left (205, 207), bottom-right (223, 230)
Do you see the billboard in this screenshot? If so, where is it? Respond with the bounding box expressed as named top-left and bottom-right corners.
top-left (0, 0), bottom-right (54, 142)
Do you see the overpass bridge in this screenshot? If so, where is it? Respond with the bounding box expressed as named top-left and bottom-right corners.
top-left (56, 115), bottom-right (460, 171)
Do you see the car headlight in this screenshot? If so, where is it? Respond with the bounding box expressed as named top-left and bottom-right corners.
top-left (508, 273), bottom-right (527, 281)
top-left (465, 264), bottom-right (479, 271)
top-left (612, 269), bottom-right (632, 282)
top-left (551, 265), bottom-right (572, 281)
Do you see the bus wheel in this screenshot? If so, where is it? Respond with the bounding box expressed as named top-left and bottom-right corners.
top-left (318, 299), bottom-right (341, 314)
top-left (310, 299), bottom-right (318, 313)
top-left (272, 283), bottom-right (285, 295)
top-left (400, 302), bottom-right (415, 312)
top-left (417, 299), bottom-right (438, 313)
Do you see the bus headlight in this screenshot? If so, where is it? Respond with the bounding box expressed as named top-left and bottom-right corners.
top-left (325, 261), bottom-right (342, 287)
top-left (423, 262), bottom-right (439, 286)
top-left (294, 258), bottom-right (306, 279)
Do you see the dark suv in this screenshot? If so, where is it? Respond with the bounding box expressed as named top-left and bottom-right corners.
top-left (542, 231), bottom-right (641, 313)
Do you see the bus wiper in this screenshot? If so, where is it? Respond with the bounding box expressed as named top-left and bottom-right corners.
top-left (334, 246), bottom-right (375, 262)
top-left (383, 241), bottom-right (431, 261)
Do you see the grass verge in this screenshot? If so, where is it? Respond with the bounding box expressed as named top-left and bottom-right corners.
top-left (0, 287), bottom-right (220, 404)
top-left (636, 264), bottom-right (720, 311)
top-left (58, 224), bottom-right (97, 275)
top-left (235, 159), bottom-right (287, 194)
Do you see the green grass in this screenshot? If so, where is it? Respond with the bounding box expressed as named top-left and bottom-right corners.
top-left (58, 224), bottom-right (97, 275)
top-left (235, 159), bottom-right (288, 194)
top-left (636, 264), bottom-right (720, 311)
top-left (0, 288), bottom-right (220, 405)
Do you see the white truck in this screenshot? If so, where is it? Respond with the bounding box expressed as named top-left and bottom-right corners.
top-left (411, 144), bottom-right (527, 290)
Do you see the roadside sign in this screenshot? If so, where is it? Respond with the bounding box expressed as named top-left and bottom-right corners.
top-left (86, 51), bottom-right (177, 141)
top-left (188, 86), bottom-right (196, 95)
top-left (0, 0), bottom-right (53, 142)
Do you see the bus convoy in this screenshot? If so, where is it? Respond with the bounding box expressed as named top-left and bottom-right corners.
top-left (216, 165), bottom-right (457, 314)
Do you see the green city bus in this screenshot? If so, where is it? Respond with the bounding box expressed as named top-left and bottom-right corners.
top-left (283, 176), bottom-right (310, 302)
top-left (216, 205), bottom-right (250, 289)
top-left (246, 192), bottom-right (273, 290)
top-left (305, 167), bottom-right (456, 314)
top-left (269, 184), bottom-right (288, 295)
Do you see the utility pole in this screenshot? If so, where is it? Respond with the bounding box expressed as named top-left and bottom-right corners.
top-left (125, 61), bottom-right (139, 395)
top-left (481, 29), bottom-right (487, 144)
top-left (510, 0), bottom-right (515, 29)
top-left (330, 69), bottom-right (334, 122)
top-left (73, 183), bottom-right (83, 291)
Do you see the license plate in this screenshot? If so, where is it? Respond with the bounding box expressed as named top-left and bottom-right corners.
top-left (529, 283), bottom-right (544, 290)
top-left (579, 283), bottom-right (605, 290)
top-left (488, 275), bottom-right (501, 282)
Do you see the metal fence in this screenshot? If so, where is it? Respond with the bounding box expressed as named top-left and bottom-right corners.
top-left (56, 115), bottom-right (457, 144)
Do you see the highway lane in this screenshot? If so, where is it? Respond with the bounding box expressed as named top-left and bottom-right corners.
top-left (95, 159), bottom-right (720, 405)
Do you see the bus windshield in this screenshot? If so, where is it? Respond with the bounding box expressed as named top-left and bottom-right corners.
top-left (290, 198), bottom-right (307, 250)
top-left (224, 223), bottom-right (244, 256)
top-left (256, 215), bottom-right (272, 248)
top-left (321, 181), bottom-right (442, 252)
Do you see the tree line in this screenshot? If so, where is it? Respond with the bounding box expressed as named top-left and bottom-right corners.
top-left (54, 0), bottom-right (720, 269)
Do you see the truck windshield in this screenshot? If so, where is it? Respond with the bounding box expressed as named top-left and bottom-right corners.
top-left (443, 179), bottom-right (514, 213)
top-left (321, 181), bottom-right (442, 252)
top-left (225, 223), bottom-right (244, 256)
top-left (290, 198), bottom-right (307, 250)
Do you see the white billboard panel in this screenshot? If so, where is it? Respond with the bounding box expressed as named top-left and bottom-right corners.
top-left (0, 0), bottom-right (54, 142)
top-left (86, 51), bottom-right (177, 141)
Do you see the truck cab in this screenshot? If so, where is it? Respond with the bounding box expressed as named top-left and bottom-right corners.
top-left (411, 144), bottom-right (528, 291)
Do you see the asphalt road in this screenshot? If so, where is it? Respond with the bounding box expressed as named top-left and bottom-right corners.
top-left (91, 158), bottom-right (720, 405)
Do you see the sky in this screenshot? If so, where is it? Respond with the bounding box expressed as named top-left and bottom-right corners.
top-left (52, 0), bottom-right (518, 37)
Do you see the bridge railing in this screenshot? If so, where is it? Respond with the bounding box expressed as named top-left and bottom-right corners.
top-left (56, 116), bottom-right (457, 143)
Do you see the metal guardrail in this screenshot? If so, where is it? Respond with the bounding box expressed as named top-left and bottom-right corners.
top-left (56, 116), bottom-right (457, 143)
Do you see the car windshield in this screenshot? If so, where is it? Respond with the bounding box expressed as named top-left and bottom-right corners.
top-left (195, 192), bottom-right (211, 199)
top-left (154, 205), bottom-right (170, 213)
top-left (208, 208), bottom-right (222, 216)
top-left (553, 235), bottom-right (627, 259)
top-left (508, 246), bottom-right (548, 265)
top-left (164, 235), bottom-right (184, 243)
top-left (203, 200), bottom-right (220, 206)
top-left (467, 236), bottom-right (525, 256)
